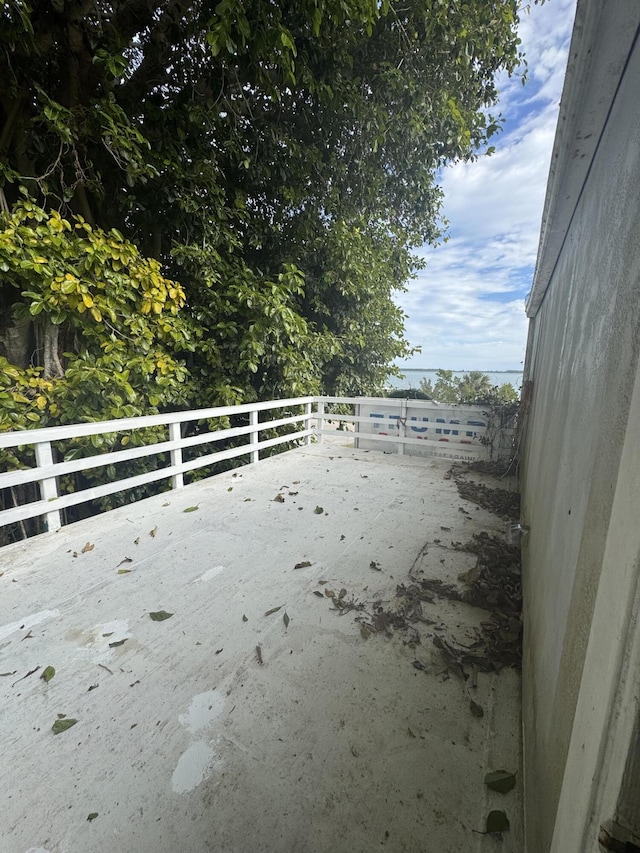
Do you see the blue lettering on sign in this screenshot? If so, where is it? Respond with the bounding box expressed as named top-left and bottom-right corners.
top-left (408, 416), bottom-right (428, 434)
top-left (368, 412), bottom-right (486, 438)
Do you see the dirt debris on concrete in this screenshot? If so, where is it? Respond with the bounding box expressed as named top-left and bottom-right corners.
top-left (447, 463), bottom-right (521, 520)
top-left (317, 459), bottom-right (524, 684)
top-left (317, 527), bottom-right (523, 680)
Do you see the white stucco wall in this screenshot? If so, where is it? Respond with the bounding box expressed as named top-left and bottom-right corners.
top-left (521, 2), bottom-right (640, 851)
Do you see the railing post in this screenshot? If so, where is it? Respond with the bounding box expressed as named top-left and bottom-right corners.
top-left (316, 400), bottom-right (325, 443)
top-left (304, 401), bottom-right (312, 445)
top-left (398, 399), bottom-right (408, 455)
top-left (249, 409), bottom-right (260, 463)
top-left (35, 441), bottom-right (62, 532)
top-left (169, 422), bottom-right (184, 489)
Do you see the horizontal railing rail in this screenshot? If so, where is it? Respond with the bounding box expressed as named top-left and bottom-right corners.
top-left (0, 397), bottom-right (315, 533)
top-left (1, 395), bottom-right (513, 539)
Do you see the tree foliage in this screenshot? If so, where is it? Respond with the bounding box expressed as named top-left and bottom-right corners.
top-left (419, 369), bottom-right (518, 404)
top-left (1, 0), bottom-right (529, 420)
top-left (0, 198), bottom-right (191, 431)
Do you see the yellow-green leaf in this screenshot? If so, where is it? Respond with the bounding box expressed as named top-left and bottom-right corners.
top-left (149, 610), bottom-right (173, 621)
top-left (41, 666), bottom-right (56, 683)
top-left (52, 718), bottom-right (78, 734)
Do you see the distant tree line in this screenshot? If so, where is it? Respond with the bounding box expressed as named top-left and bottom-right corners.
top-left (419, 369), bottom-right (518, 404)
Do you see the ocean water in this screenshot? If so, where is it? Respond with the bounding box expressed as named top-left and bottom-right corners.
top-left (387, 369), bottom-right (523, 391)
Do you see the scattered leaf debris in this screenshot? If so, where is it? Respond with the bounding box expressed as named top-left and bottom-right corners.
top-left (81, 542), bottom-right (94, 553)
top-left (485, 770), bottom-right (517, 794)
top-left (294, 561), bottom-right (312, 569)
top-left (41, 666), bottom-right (55, 683)
top-left (52, 718), bottom-right (78, 735)
top-left (283, 612), bottom-right (290, 629)
top-left (470, 699), bottom-right (484, 718)
top-left (87, 813), bottom-right (99, 822)
top-left (108, 639), bottom-right (127, 648)
top-left (215, 648), bottom-right (223, 655)
top-left (256, 645), bottom-right (263, 665)
top-left (313, 591), bottom-right (324, 598)
top-left (12, 666), bottom-right (40, 687)
top-left (264, 606), bottom-right (282, 617)
top-left (369, 561), bottom-right (382, 571)
top-left (183, 505), bottom-right (199, 513)
top-left (149, 527), bottom-right (157, 538)
top-left (486, 810), bottom-right (510, 834)
top-left (117, 557), bottom-right (133, 567)
top-left (242, 614), bottom-right (248, 622)
top-left (452, 466), bottom-right (520, 520)
top-left (149, 611), bottom-right (173, 621)
top-left (273, 494), bottom-right (285, 503)
top-left (314, 506), bottom-right (324, 514)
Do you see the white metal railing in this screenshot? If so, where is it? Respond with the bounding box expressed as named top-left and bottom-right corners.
top-left (0, 396), bottom-right (512, 536)
top-left (0, 397), bottom-right (315, 533)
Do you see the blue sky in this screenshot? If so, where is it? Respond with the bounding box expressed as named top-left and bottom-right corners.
top-left (397, 0), bottom-right (577, 371)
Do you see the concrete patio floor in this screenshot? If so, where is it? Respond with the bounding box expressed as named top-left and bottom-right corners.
top-left (1, 440), bottom-right (522, 853)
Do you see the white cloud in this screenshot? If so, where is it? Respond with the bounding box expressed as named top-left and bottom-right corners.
top-left (396, 0), bottom-right (576, 370)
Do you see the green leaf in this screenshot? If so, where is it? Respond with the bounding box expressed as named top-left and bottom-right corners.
top-left (149, 610), bottom-right (173, 621)
top-left (183, 505), bottom-right (199, 513)
top-left (41, 666), bottom-right (56, 683)
top-left (87, 812), bottom-right (99, 822)
top-left (264, 606), bottom-right (282, 616)
top-left (486, 810), bottom-right (510, 833)
top-left (52, 718), bottom-right (78, 734)
top-left (283, 612), bottom-right (290, 628)
top-left (484, 770), bottom-right (516, 794)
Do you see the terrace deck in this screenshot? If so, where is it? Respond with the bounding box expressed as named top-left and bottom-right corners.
top-left (1, 439), bottom-right (522, 853)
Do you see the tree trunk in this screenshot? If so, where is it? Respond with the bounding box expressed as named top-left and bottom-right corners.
top-left (0, 316), bottom-right (32, 368)
top-left (38, 319), bottom-right (65, 379)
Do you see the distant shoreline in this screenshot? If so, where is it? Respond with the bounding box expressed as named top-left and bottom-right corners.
top-left (405, 368), bottom-right (522, 373)
top-left (387, 368), bottom-right (523, 391)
